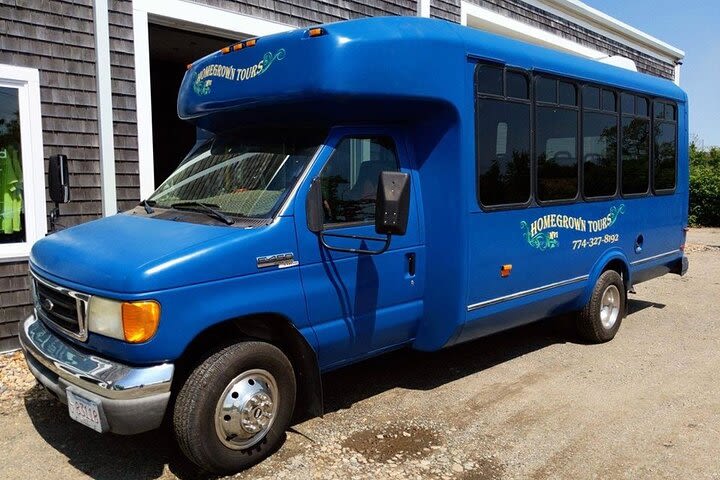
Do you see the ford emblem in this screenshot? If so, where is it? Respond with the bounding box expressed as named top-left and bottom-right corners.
top-left (42, 298), bottom-right (54, 312)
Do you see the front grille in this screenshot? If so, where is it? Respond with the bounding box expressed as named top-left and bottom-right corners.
top-left (31, 272), bottom-right (90, 341)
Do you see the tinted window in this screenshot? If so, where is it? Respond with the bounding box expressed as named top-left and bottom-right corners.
top-left (476, 64), bottom-right (503, 96)
top-left (654, 100), bottom-right (665, 118)
top-left (636, 97), bottom-right (648, 117)
top-left (583, 86), bottom-right (600, 110)
top-left (537, 106), bottom-right (578, 201)
top-left (622, 93), bottom-right (635, 114)
top-left (583, 112), bottom-right (617, 197)
top-left (559, 82), bottom-right (577, 106)
top-left (536, 77), bottom-right (556, 103)
top-left (319, 136), bottom-right (399, 225)
top-left (477, 99), bottom-right (531, 206)
top-left (602, 90), bottom-right (616, 112)
top-left (654, 122), bottom-right (676, 190)
top-left (621, 117), bottom-right (650, 194)
top-left (506, 72), bottom-right (529, 100)
top-left (664, 103), bottom-right (676, 121)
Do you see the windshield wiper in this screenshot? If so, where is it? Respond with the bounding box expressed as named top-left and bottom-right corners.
top-left (139, 199), bottom-right (155, 214)
top-left (170, 201), bottom-right (235, 225)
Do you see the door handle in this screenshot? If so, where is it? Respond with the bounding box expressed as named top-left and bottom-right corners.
top-left (406, 252), bottom-right (416, 276)
top-left (635, 234), bottom-right (644, 254)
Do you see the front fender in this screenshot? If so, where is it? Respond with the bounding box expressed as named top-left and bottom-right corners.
top-left (82, 266), bottom-right (315, 365)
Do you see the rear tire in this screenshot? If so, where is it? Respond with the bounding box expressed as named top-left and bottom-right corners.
top-left (173, 341), bottom-right (296, 475)
top-left (576, 270), bottom-right (625, 343)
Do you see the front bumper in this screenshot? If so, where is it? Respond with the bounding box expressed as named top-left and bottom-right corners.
top-left (19, 314), bottom-right (174, 435)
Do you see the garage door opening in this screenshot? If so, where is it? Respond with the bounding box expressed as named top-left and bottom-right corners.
top-left (148, 24), bottom-right (240, 188)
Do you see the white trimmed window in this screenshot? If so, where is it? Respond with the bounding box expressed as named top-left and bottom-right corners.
top-left (0, 64), bottom-right (47, 261)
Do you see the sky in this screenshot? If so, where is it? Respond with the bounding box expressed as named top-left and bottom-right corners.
top-left (583, 0), bottom-right (720, 148)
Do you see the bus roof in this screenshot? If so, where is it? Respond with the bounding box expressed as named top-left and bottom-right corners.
top-left (178, 16), bottom-right (685, 128)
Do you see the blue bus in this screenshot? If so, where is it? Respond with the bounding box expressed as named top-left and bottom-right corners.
top-left (20, 17), bottom-right (688, 474)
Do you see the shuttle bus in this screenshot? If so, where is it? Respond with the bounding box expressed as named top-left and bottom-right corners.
top-left (20, 17), bottom-right (688, 474)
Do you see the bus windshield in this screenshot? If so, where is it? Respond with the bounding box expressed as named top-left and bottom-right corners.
top-left (149, 130), bottom-right (325, 219)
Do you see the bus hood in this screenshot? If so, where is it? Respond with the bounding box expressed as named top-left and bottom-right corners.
top-left (30, 213), bottom-right (296, 295)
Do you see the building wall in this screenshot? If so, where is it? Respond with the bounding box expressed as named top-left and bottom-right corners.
top-left (0, 0), bottom-right (678, 351)
top-left (0, 0), bottom-right (101, 351)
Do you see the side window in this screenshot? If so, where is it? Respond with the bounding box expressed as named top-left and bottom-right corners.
top-left (653, 101), bottom-right (677, 192)
top-left (582, 85), bottom-right (618, 198)
top-left (475, 65), bottom-right (531, 208)
top-left (621, 94), bottom-right (650, 195)
top-left (319, 136), bottom-right (399, 226)
top-left (476, 99), bottom-right (531, 206)
top-left (536, 76), bottom-right (579, 202)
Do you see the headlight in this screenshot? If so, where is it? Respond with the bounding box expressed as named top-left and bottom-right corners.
top-left (88, 297), bottom-right (161, 343)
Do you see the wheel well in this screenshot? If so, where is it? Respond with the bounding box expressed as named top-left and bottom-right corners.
top-left (603, 258), bottom-right (629, 290)
top-left (175, 314), bottom-right (323, 424)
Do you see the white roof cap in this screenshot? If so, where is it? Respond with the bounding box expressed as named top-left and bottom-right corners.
top-left (543, 0), bottom-right (685, 60)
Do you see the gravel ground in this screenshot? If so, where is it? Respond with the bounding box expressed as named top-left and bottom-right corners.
top-left (0, 228), bottom-right (718, 480)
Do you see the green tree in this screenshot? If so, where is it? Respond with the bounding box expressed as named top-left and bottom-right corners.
top-left (689, 140), bottom-right (720, 226)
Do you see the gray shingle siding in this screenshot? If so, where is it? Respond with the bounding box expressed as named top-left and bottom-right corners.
top-left (109, 0), bottom-right (140, 213)
top-left (431, 0), bottom-right (461, 22)
top-left (0, 0), bottom-right (101, 350)
top-left (187, 0), bottom-right (416, 25)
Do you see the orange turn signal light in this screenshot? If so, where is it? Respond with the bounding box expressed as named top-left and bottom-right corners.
top-left (500, 264), bottom-right (513, 278)
top-left (232, 42), bottom-right (244, 51)
top-left (122, 300), bottom-right (160, 343)
top-left (308, 27), bottom-right (325, 37)
top-left (220, 45), bottom-right (232, 54)
top-left (245, 38), bottom-right (257, 47)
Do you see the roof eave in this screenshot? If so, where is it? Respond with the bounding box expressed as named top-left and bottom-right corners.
top-left (542, 0), bottom-right (685, 60)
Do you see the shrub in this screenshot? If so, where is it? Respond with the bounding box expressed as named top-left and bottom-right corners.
top-left (689, 143), bottom-right (720, 226)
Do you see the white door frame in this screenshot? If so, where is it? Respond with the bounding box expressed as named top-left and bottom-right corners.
top-left (132, 0), bottom-right (293, 200)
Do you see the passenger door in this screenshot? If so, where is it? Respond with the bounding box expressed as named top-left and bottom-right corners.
top-left (296, 129), bottom-right (424, 369)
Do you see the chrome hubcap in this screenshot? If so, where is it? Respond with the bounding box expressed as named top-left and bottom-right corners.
top-left (214, 369), bottom-right (278, 450)
top-left (599, 284), bottom-right (621, 329)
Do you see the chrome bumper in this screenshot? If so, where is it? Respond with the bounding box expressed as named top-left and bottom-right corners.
top-left (19, 314), bottom-right (174, 434)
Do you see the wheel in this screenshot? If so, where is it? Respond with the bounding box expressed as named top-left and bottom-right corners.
top-left (173, 341), bottom-right (296, 474)
top-left (576, 270), bottom-right (626, 343)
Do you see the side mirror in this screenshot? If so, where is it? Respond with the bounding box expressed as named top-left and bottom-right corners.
top-left (375, 171), bottom-right (410, 236)
top-left (306, 177), bottom-right (324, 233)
top-left (48, 154), bottom-right (70, 204)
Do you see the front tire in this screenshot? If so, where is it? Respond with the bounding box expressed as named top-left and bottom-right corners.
top-left (173, 341), bottom-right (296, 474)
top-left (576, 270), bottom-right (626, 343)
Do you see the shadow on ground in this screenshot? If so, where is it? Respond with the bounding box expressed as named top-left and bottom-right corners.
top-left (22, 298), bottom-right (659, 479)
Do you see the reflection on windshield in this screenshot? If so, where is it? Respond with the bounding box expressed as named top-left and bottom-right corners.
top-left (149, 132), bottom-right (323, 218)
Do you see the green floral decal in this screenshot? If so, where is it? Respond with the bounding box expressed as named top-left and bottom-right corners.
top-left (521, 221), bottom-right (559, 251)
top-left (192, 72), bottom-right (212, 96)
top-left (257, 48), bottom-right (286, 76)
top-left (607, 204), bottom-right (626, 227)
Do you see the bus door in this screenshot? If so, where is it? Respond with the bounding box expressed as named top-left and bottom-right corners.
top-left (296, 127), bottom-right (425, 368)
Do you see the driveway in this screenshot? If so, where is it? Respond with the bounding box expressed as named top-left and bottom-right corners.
top-left (1, 229), bottom-right (719, 479)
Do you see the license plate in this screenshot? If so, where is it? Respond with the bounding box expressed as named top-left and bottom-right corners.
top-left (67, 390), bottom-right (103, 433)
